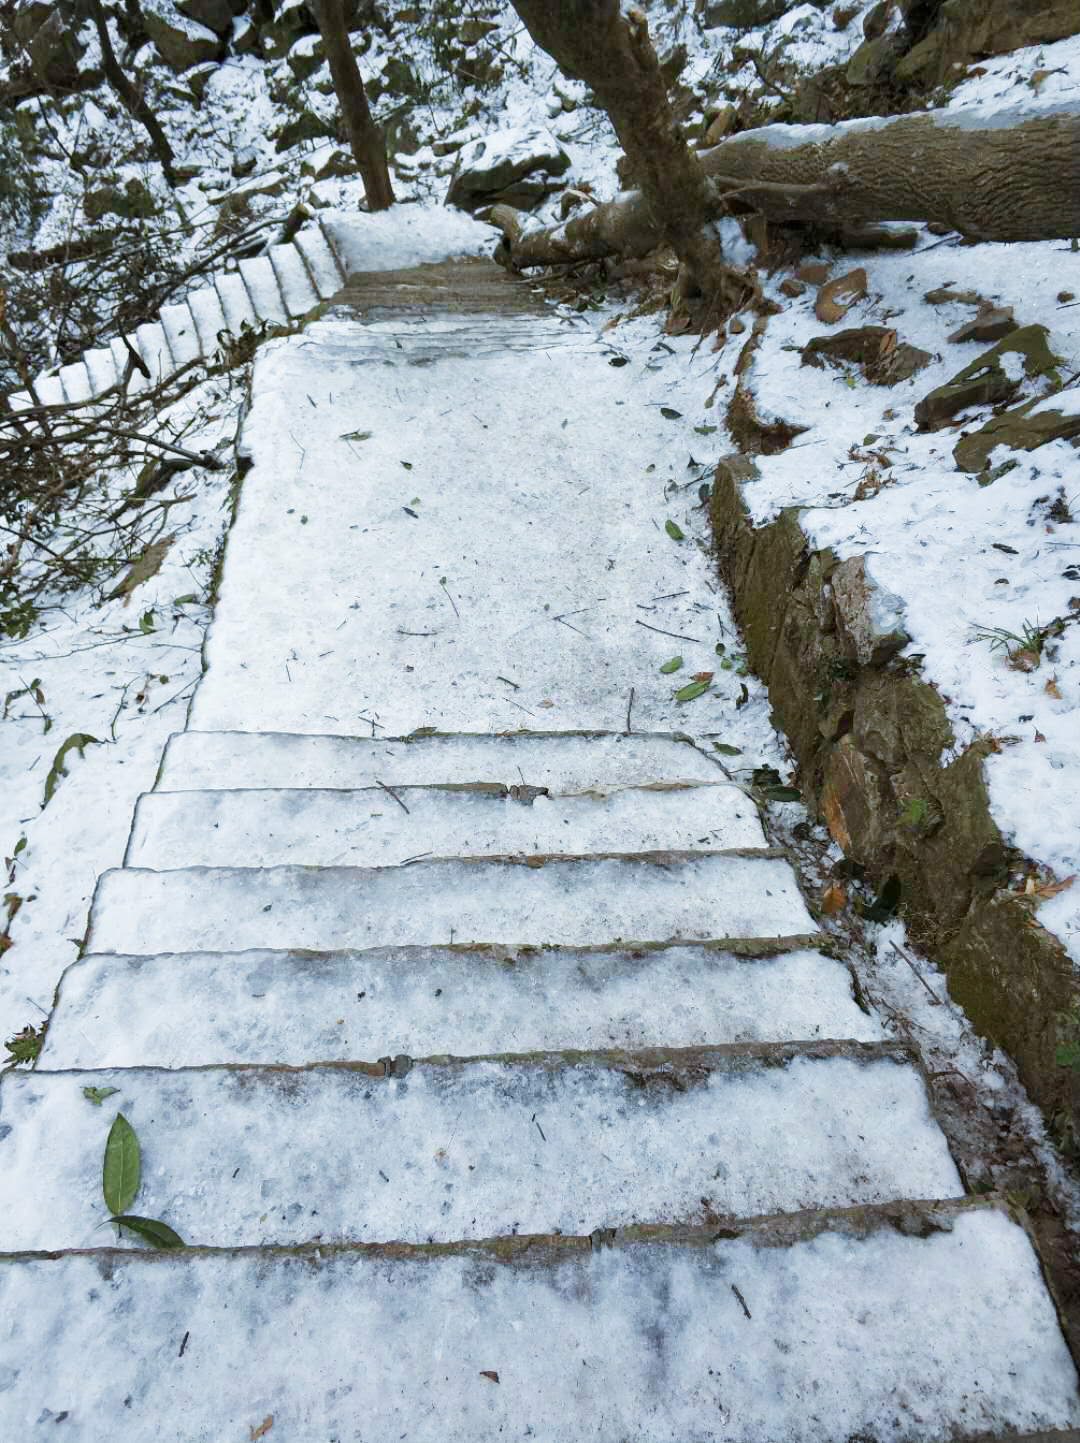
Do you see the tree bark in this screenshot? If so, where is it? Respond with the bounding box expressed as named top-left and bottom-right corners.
top-left (308, 0), bottom-right (394, 212)
top-left (492, 103), bottom-right (1080, 267)
top-left (87, 0), bottom-right (176, 187)
top-left (509, 1), bottom-right (755, 313)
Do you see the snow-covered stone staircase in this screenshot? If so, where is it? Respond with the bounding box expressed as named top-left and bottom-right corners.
top-left (3, 265), bottom-right (1079, 1440)
top-left (9, 216), bottom-right (347, 411)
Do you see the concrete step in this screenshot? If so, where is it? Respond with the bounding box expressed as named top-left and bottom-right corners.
top-left (41, 941), bottom-right (878, 1069)
top-left (313, 312), bottom-right (588, 358)
top-left (213, 269), bottom-right (259, 336)
top-left (85, 853), bottom-right (816, 956)
top-left (58, 360), bottom-right (92, 404)
top-left (237, 254), bottom-right (289, 323)
top-left (125, 780), bottom-right (765, 870)
top-left (0, 1042), bottom-right (961, 1250)
top-left (2, 1200), bottom-right (1076, 1440)
top-left (159, 301), bottom-right (201, 366)
top-left (134, 320), bottom-right (173, 384)
top-left (294, 222), bottom-right (346, 294)
top-left (83, 344), bottom-right (120, 394)
top-left (185, 283), bottom-right (228, 354)
top-left (154, 729), bottom-right (724, 793)
top-left (267, 240), bottom-right (318, 314)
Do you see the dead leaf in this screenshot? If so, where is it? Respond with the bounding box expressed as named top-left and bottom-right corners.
top-left (250, 1418), bottom-right (273, 1441)
top-left (539, 698), bottom-right (555, 708)
top-left (106, 533), bottom-right (176, 606)
top-left (814, 268), bottom-right (867, 325)
top-left (1033, 872), bottom-right (1076, 899)
top-left (820, 882), bottom-right (846, 917)
top-left (691, 671), bottom-right (714, 683)
top-left (1045, 674), bottom-right (1062, 699)
top-left (479, 1371), bottom-right (500, 1384)
top-left (878, 329), bottom-right (897, 356)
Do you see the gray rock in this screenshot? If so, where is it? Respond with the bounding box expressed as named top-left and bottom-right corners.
top-left (176, 0), bottom-right (235, 35)
top-left (830, 555), bottom-right (910, 668)
top-left (701, 0), bottom-right (792, 29)
top-left (445, 126), bottom-right (570, 213)
top-left (143, 1), bottom-right (224, 70)
top-left (845, 33), bottom-right (900, 87)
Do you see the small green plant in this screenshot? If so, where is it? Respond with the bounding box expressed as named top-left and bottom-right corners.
top-left (973, 617), bottom-right (1067, 670)
top-left (2, 1022), bottom-right (45, 1070)
top-left (900, 797), bottom-right (929, 826)
top-left (100, 1112), bottom-right (185, 1248)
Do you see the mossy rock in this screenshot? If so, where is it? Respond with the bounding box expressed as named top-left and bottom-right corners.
top-left (913, 324), bottom-right (1066, 431)
top-left (954, 397), bottom-right (1080, 474)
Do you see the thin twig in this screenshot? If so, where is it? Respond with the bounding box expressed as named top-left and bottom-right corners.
top-left (375, 778), bottom-right (410, 814)
top-left (439, 578), bottom-right (460, 618)
top-left (889, 942), bottom-right (942, 1005)
top-left (625, 686), bottom-right (635, 736)
top-left (635, 619), bottom-right (702, 643)
top-left (90, 426), bottom-right (223, 469)
top-left (497, 675), bottom-right (520, 690)
top-left (731, 1284), bottom-right (752, 1320)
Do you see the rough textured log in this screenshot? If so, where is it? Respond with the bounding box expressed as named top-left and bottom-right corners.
top-left (492, 103), bottom-right (1080, 267)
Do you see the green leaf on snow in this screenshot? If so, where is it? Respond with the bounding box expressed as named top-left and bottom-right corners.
top-left (103, 1113), bottom-right (140, 1216)
top-left (693, 425), bottom-right (717, 435)
top-left (660, 407), bottom-right (682, 420)
top-left (712, 743), bottom-right (742, 756)
top-left (659, 656), bottom-right (683, 674)
top-left (664, 520), bottom-right (685, 541)
top-left (43, 733), bottom-right (100, 808)
top-left (83, 1085), bottom-right (119, 1107)
top-left (111, 1215), bottom-right (185, 1249)
top-left (674, 680), bottom-right (709, 702)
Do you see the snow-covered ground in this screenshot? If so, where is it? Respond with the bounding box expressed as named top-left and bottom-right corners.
top-left (2, 0), bottom-right (1080, 1250)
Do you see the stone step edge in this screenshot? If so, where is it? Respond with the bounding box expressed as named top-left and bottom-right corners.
top-left (28, 1036), bottom-right (917, 1081)
top-left (102, 848), bottom-right (789, 886)
top-left (0, 1193), bottom-right (1020, 1267)
top-left (152, 726), bottom-right (723, 785)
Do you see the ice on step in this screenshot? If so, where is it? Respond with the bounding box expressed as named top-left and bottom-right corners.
top-left (43, 945), bottom-right (884, 1068)
top-left (125, 781), bottom-right (765, 869)
top-left (155, 729), bottom-right (723, 791)
top-left (86, 854), bottom-right (816, 955)
top-left (0, 1049), bottom-right (960, 1250)
top-left (1, 1206), bottom-right (1076, 1441)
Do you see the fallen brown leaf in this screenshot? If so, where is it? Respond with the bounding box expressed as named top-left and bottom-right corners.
top-left (819, 882), bottom-right (846, 917)
top-left (1045, 674), bottom-right (1062, 699)
top-left (250, 1418), bottom-right (273, 1441)
top-left (691, 671), bottom-right (714, 683)
top-left (479, 1371), bottom-right (500, 1384)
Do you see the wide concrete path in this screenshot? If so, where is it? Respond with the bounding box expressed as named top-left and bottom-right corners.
top-left (2, 259), bottom-right (1078, 1441)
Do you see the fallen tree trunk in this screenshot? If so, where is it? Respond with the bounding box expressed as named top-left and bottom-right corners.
top-left (492, 102), bottom-right (1080, 267)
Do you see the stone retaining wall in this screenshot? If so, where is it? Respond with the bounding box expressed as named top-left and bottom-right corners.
top-left (711, 454), bottom-right (1079, 1148)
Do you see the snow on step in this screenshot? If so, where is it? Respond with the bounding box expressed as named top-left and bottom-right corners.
top-left (185, 283), bottom-right (228, 354)
top-left (214, 270), bottom-right (258, 335)
top-left (237, 254), bottom-right (288, 323)
top-left (293, 223), bottom-right (345, 294)
top-left (83, 345), bottom-right (119, 395)
top-left (125, 780), bottom-right (765, 869)
top-left (2, 1203), bottom-right (1076, 1441)
top-left (185, 329), bottom-right (762, 734)
top-left (86, 854), bottom-right (815, 955)
top-left (134, 320), bottom-right (173, 383)
top-left (268, 241), bottom-right (318, 314)
top-left (0, 1045), bottom-right (961, 1250)
top-left (159, 301), bottom-right (201, 365)
top-left (26, 372), bottom-right (65, 408)
top-left (58, 360), bottom-right (91, 404)
top-left (42, 944), bottom-right (883, 1069)
top-left (155, 730), bottom-right (722, 791)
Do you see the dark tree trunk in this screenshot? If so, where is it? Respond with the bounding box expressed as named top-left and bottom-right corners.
top-left (509, 1), bottom-right (754, 313)
top-left (86, 0), bottom-right (176, 187)
top-left (309, 0), bottom-right (395, 212)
